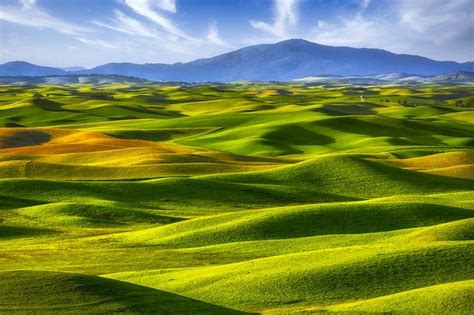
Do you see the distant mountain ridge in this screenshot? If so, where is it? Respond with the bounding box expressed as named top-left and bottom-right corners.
top-left (293, 71), bottom-right (474, 84)
top-left (0, 74), bottom-right (148, 85)
top-left (0, 61), bottom-right (66, 76)
top-left (1, 39), bottom-right (473, 81)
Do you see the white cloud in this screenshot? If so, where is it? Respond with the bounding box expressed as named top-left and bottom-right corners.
top-left (155, 0), bottom-right (176, 13)
top-left (397, 0), bottom-right (473, 43)
top-left (93, 10), bottom-right (159, 39)
top-left (0, 0), bottom-right (89, 35)
top-left (0, 0), bottom-right (121, 50)
top-left (207, 21), bottom-right (231, 48)
top-left (359, 0), bottom-right (371, 12)
top-left (314, 16), bottom-right (383, 47)
top-left (250, 0), bottom-right (299, 38)
top-left (92, 2), bottom-right (231, 60)
top-left (123, 0), bottom-right (192, 40)
top-left (312, 0), bottom-right (474, 62)
top-left (75, 37), bottom-right (118, 49)
top-left (20, 0), bottom-right (36, 8)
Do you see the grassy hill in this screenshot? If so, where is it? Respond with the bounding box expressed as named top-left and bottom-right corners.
top-left (0, 82), bottom-right (472, 313)
top-left (301, 280), bottom-right (474, 314)
top-left (0, 270), bottom-right (247, 314)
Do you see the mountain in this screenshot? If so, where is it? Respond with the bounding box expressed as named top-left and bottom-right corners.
top-left (1, 40), bottom-right (473, 81)
top-left (0, 61), bottom-right (66, 76)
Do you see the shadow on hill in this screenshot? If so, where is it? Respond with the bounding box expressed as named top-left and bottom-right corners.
top-left (210, 154), bottom-right (474, 198)
top-left (263, 125), bottom-right (334, 146)
top-left (0, 130), bottom-right (51, 149)
top-left (32, 98), bottom-right (68, 111)
top-left (106, 128), bottom-right (217, 142)
top-left (113, 201), bottom-right (473, 247)
top-left (4, 122), bottom-right (25, 128)
top-left (0, 195), bottom-right (43, 209)
top-left (0, 270), bottom-right (252, 314)
top-left (315, 103), bottom-right (379, 115)
top-left (0, 225), bottom-right (53, 239)
top-left (116, 105), bottom-right (184, 117)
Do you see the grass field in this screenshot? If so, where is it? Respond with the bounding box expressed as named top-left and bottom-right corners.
top-left (0, 82), bottom-right (473, 314)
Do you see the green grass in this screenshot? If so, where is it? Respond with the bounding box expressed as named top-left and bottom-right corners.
top-left (311, 280), bottom-right (474, 314)
top-left (0, 82), bottom-right (473, 313)
top-left (95, 201), bottom-right (473, 247)
top-left (0, 270), bottom-right (247, 314)
top-left (107, 242), bottom-right (474, 311)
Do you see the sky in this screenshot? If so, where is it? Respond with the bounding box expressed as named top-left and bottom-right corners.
top-left (0, 0), bottom-right (473, 68)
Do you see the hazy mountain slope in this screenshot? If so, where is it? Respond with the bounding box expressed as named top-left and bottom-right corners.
top-left (2, 39), bottom-right (473, 81)
top-left (0, 61), bottom-right (66, 76)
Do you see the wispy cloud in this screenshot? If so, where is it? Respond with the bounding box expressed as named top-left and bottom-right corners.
top-left (359, 0), bottom-right (371, 12)
top-left (250, 0), bottom-right (299, 38)
top-left (91, 1), bottom-right (231, 61)
top-left (0, 0), bottom-right (89, 35)
top-left (93, 10), bottom-right (159, 39)
top-left (312, 0), bottom-right (473, 61)
top-left (155, 0), bottom-right (177, 13)
top-left (398, 0), bottom-right (472, 41)
top-left (207, 21), bottom-right (231, 48)
top-left (75, 37), bottom-right (118, 49)
top-left (0, 0), bottom-right (123, 50)
top-left (123, 0), bottom-right (192, 40)
top-left (312, 0), bottom-right (377, 47)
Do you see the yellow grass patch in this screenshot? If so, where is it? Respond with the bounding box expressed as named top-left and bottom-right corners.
top-left (0, 128), bottom-right (287, 179)
top-left (373, 151), bottom-right (474, 179)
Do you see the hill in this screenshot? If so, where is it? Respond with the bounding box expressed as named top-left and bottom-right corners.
top-left (0, 82), bottom-right (472, 314)
top-left (0, 270), bottom-right (247, 314)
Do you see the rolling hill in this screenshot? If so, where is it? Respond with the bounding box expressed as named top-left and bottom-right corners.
top-left (0, 270), bottom-right (247, 314)
top-left (0, 82), bottom-right (472, 313)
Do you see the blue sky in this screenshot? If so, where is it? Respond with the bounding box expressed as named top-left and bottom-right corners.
top-left (0, 0), bottom-right (472, 67)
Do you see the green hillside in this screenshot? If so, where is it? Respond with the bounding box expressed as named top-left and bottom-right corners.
top-left (0, 82), bottom-right (473, 314)
top-left (0, 270), bottom-right (247, 314)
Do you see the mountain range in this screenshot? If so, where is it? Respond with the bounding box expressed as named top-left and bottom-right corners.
top-left (1, 39), bottom-right (473, 82)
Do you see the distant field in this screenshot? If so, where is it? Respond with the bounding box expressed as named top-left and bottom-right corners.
top-left (0, 82), bottom-right (473, 314)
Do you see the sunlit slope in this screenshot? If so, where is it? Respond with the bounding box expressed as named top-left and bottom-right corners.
top-left (0, 270), bottom-right (247, 314)
top-left (2, 154), bottom-right (472, 218)
top-left (178, 113), bottom-right (474, 156)
top-left (14, 202), bottom-right (182, 227)
top-left (108, 242), bottom-right (474, 311)
top-left (299, 280), bottom-right (474, 314)
top-left (0, 83), bottom-right (473, 314)
top-left (375, 151), bottom-right (474, 179)
top-left (0, 216), bottom-right (471, 276)
top-left (0, 128), bottom-right (287, 179)
top-left (207, 154), bottom-right (474, 198)
top-left (3, 84), bottom-right (472, 158)
top-left (0, 153), bottom-right (472, 218)
top-left (96, 201), bottom-right (473, 247)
